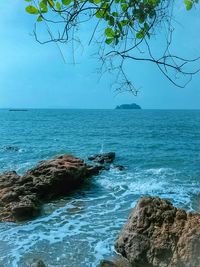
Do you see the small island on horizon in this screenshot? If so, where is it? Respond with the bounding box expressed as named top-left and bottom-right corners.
top-left (115, 103), bottom-right (142, 110)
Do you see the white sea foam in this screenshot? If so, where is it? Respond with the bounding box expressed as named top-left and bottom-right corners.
top-left (0, 166), bottom-right (199, 267)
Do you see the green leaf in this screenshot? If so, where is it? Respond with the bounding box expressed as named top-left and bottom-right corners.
top-left (62, 0), bottom-right (72, 5)
top-left (26, 5), bottom-right (39, 14)
top-left (108, 16), bottom-right (115, 26)
top-left (93, 0), bottom-right (101, 3)
top-left (37, 15), bottom-right (43, 22)
top-left (184, 0), bottom-right (193, 10)
top-left (112, 12), bottom-right (118, 17)
top-left (39, 1), bottom-right (48, 12)
top-left (120, 19), bottom-right (129, 26)
top-left (105, 27), bottom-right (115, 37)
top-left (95, 9), bottom-right (105, 18)
top-left (121, 3), bottom-right (128, 12)
top-left (56, 1), bottom-right (61, 10)
top-left (136, 30), bottom-right (145, 39)
top-left (105, 38), bottom-right (114, 44)
top-left (48, 0), bottom-right (55, 7)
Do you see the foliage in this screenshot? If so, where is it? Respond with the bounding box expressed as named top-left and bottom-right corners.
top-left (24, 0), bottom-right (200, 93)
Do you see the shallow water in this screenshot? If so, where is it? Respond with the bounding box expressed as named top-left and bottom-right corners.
top-left (0, 109), bottom-right (200, 267)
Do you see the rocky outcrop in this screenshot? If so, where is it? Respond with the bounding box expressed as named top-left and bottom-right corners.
top-left (100, 257), bottom-right (131, 267)
top-left (88, 152), bottom-right (116, 164)
top-left (0, 155), bottom-right (101, 222)
top-left (115, 197), bottom-right (200, 267)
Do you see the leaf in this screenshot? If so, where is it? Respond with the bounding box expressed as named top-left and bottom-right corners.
top-left (121, 3), bottom-right (128, 12)
top-left (62, 0), bottom-right (72, 5)
top-left (95, 9), bottom-right (105, 18)
top-left (105, 27), bottom-right (115, 37)
top-left (93, 0), bottom-right (101, 4)
top-left (105, 38), bottom-right (114, 44)
top-left (48, 0), bottom-right (55, 7)
top-left (112, 12), bottom-right (118, 17)
top-left (120, 19), bottom-right (129, 26)
top-left (56, 1), bottom-right (61, 10)
top-left (26, 5), bottom-right (39, 14)
top-left (184, 0), bottom-right (193, 10)
top-left (37, 15), bottom-right (43, 22)
top-left (108, 16), bottom-right (115, 26)
top-left (136, 30), bottom-right (145, 39)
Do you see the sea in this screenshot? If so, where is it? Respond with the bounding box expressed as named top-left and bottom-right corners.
top-left (0, 109), bottom-right (200, 267)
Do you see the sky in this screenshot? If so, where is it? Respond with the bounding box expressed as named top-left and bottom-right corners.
top-left (0, 1), bottom-right (200, 109)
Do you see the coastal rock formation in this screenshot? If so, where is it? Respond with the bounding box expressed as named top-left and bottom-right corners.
top-left (115, 103), bottom-right (141, 110)
top-left (115, 197), bottom-right (200, 267)
top-left (88, 152), bottom-right (116, 164)
top-left (0, 155), bottom-right (101, 222)
top-left (100, 257), bottom-right (131, 267)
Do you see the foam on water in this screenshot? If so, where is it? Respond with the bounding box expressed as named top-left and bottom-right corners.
top-left (0, 166), bottom-right (199, 267)
top-left (0, 109), bottom-right (200, 266)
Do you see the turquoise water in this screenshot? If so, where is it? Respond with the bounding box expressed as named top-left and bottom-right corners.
top-left (0, 109), bottom-right (200, 267)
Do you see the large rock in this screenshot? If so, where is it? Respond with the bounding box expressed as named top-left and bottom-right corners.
top-left (115, 197), bottom-right (200, 267)
top-left (88, 152), bottom-right (116, 164)
top-left (100, 257), bottom-right (131, 267)
top-left (0, 155), bottom-right (101, 222)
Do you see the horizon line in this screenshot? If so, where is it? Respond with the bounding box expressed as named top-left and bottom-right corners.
top-left (1, 107), bottom-right (200, 110)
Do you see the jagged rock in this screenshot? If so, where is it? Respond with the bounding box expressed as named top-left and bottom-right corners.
top-left (100, 260), bottom-right (117, 267)
top-left (35, 260), bottom-right (46, 267)
top-left (115, 197), bottom-right (200, 267)
top-left (0, 155), bottom-right (101, 222)
top-left (88, 152), bottom-right (115, 164)
top-left (100, 257), bottom-right (131, 267)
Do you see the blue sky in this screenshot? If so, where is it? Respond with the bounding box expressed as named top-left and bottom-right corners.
top-left (0, 1), bottom-right (200, 109)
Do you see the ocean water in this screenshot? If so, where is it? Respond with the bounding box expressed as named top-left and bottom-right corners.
top-left (0, 109), bottom-right (200, 267)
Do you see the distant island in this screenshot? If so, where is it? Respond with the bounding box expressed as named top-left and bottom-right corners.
top-left (9, 109), bottom-right (28, 112)
top-left (115, 103), bottom-right (142, 110)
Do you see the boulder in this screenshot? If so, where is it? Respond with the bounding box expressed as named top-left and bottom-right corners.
top-left (100, 260), bottom-right (117, 267)
top-left (115, 197), bottom-right (200, 267)
top-left (114, 165), bottom-right (125, 171)
top-left (88, 152), bottom-right (115, 164)
top-left (0, 155), bottom-right (101, 222)
top-left (100, 257), bottom-right (131, 267)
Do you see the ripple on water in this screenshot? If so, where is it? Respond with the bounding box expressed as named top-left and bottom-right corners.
top-left (0, 166), bottom-right (200, 267)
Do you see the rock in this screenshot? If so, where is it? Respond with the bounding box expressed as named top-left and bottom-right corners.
top-left (115, 197), bottom-right (200, 267)
top-left (4, 146), bottom-right (20, 152)
top-left (88, 152), bottom-right (115, 164)
top-left (100, 257), bottom-right (131, 267)
top-left (115, 103), bottom-right (141, 110)
top-left (27, 259), bottom-right (46, 267)
top-left (24, 258), bottom-right (46, 267)
top-left (100, 260), bottom-right (117, 267)
top-left (11, 200), bottom-right (40, 221)
top-left (0, 154), bottom-right (101, 222)
top-left (35, 260), bottom-right (46, 267)
top-left (114, 165), bottom-right (125, 171)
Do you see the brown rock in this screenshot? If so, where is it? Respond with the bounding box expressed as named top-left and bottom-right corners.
top-left (100, 260), bottom-right (117, 267)
top-left (115, 197), bottom-right (200, 267)
top-left (0, 154), bottom-right (101, 222)
top-left (88, 152), bottom-right (115, 164)
top-left (100, 257), bottom-right (131, 267)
